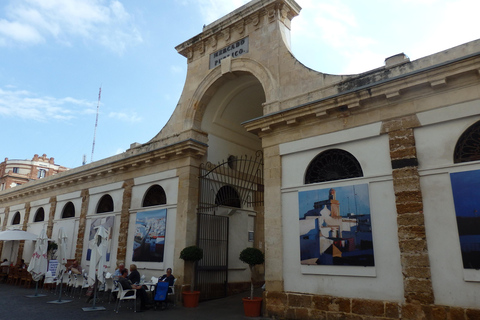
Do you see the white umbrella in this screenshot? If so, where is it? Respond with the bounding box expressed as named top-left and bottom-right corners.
top-left (83, 225), bottom-right (108, 311)
top-left (27, 228), bottom-right (48, 281)
top-left (48, 227), bottom-right (72, 304)
top-left (0, 229), bottom-right (38, 241)
top-left (55, 228), bottom-right (68, 279)
top-left (26, 228), bottom-right (48, 297)
top-left (88, 225), bottom-right (109, 286)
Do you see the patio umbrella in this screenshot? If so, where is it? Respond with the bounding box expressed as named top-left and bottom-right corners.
top-left (83, 225), bottom-right (108, 311)
top-left (48, 227), bottom-right (71, 304)
top-left (87, 225), bottom-right (109, 286)
top-left (0, 229), bottom-right (38, 241)
top-left (27, 228), bottom-right (48, 297)
top-left (55, 228), bottom-right (68, 280)
top-left (0, 229), bottom-right (39, 265)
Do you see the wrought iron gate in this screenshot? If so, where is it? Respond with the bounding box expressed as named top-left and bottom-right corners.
top-left (195, 151), bottom-right (264, 301)
top-left (196, 213), bottom-right (229, 301)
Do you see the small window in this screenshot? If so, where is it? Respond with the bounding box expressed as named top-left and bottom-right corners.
top-left (12, 212), bottom-right (21, 225)
top-left (215, 185), bottom-right (241, 208)
top-left (142, 185), bottom-right (167, 207)
top-left (12, 167), bottom-right (19, 173)
top-left (454, 120), bottom-right (480, 163)
top-left (305, 149), bottom-right (363, 184)
top-left (34, 208), bottom-right (45, 222)
top-left (61, 202), bottom-right (75, 218)
top-left (37, 169), bottom-right (47, 179)
top-left (96, 195), bottom-right (114, 213)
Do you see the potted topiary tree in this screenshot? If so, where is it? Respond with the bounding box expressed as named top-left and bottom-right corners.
top-left (180, 245), bottom-right (203, 307)
top-left (239, 247), bottom-right (265, 317)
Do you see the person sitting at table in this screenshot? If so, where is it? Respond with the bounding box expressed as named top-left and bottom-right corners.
top-left (67, 260), bottom-right (82, 274)
top-left (114, 261), bottom-right (126, 277)
top-left (127, 264), bottom-right (140, 284)
top-left (0, 259), bottom-right (9, 267)
top-left (17, 259), bottom-right (26, 269)
top-left (158, 268), bottom-right (175, 293)
top-left (118, 268), bottom-right (150, 311)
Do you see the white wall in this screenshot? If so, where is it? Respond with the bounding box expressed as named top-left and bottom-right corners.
top-left (280, 126), bottom-right (405, 301)
top-left (415, 105), bottom-right (480, 308)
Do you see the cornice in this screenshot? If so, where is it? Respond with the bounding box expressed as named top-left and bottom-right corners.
top-left (244, 52), bottom-right (480, 135)
top-left (0, 139), bottom-right (207, 205)
top-left (175, 0), bottom-right (300, 61)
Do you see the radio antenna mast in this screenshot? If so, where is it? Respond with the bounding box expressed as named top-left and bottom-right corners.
top-left (91, 87), bottom-right (101, 163)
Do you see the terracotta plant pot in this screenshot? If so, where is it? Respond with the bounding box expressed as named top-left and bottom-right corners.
top-left (182, 291), bottom-right (200, 308)
top-left (242, 297), bottom-right (263, 317)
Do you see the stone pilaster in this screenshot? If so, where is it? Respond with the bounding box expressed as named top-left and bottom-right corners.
top-left (16, 202), bottom-right (31, 264)
top-left (174, 161), bottom-right (201, 287)
top-left (263, 145), bottom-right (283, 292)
top-left (0, 207), bottom-right (9, 257)
top-left (46, 197), bottom-right (57, 240)
top-left (116, 179), bottom-right (134, 263)
top-left (381, 115), bottom-right (434, 305)
top-left (74, 189), bottom-right (89, 261)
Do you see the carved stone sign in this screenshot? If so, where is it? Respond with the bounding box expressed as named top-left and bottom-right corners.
top-left (209, 37), bottom-right (249, 69)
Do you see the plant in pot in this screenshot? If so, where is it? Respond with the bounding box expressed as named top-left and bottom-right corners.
top-left (239, 247), bottom-right (265, 317)
top-left (180, 245), bottom-right (203, 308)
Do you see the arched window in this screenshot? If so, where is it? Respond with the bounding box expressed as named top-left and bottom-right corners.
top-left (215, 185), bottom-right (241, 208)
top-left (61, 202), bottom-right (75, 218)
top-left (97, 195), bottom-right (114, 213)
top-left (454, 120), bottom-right (480, 163)
top-left (12, 212), bottom-right (21, 225)
top-left (142, 185), bottom-right (167, 207)
top-left (34, 208), bottom-right (45, 222)
top-left (305, 149), bottom-right (363, 184)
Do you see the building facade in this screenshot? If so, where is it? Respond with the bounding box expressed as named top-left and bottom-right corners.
top-left (1, 1), bottom-right (480, 318)
top-left (0, 154), bottom-right (68, 191)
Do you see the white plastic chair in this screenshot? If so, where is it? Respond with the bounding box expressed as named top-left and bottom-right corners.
top-left (115, 284), bottom-right (137, 313)
top-left (109, 279), bottom-right (119, 304)
top-left (150, 277), bottom-right (158, 292)
top-left (168, 278), bottom-right (177, 306)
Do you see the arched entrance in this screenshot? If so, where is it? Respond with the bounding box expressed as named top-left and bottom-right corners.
top-left (195, 72), bottom-right (265, 300)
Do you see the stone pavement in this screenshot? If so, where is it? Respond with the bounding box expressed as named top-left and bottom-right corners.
top-left (0, 283), bottom-right (269, 320)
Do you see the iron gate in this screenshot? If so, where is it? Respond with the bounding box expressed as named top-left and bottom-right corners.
top-left (196, 213), bottom-right (229, 301)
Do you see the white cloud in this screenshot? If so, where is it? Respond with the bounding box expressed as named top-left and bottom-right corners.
top-left (0, 87), bottom-right (94, 121)
top-left (0, 0), bottom-right (142, 53)
top-left (181, 0), bottom-right (250, 25)
top-left (108, 111), bottom-right (142, 123)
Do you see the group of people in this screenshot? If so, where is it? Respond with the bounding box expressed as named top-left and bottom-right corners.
top-left (113, 262), bottom-right (175, 311)
top-left (1, 258), bottom-right (27, 269)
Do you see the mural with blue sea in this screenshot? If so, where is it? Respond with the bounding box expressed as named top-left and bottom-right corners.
top-left (132, 209), bottom-right (167, 262)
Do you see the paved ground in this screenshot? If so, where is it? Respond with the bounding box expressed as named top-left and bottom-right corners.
top-left (0, 283), bottom-right (269, 320)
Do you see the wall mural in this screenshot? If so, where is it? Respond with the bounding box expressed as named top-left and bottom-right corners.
top-left (298, 184), bottom-right (374, 266)
top-left (87, 216), bottom-right (114, 261)
top-left (132, 209), bottom-right (167, 262)
top-left (450, 169), bottom-right (480, 269)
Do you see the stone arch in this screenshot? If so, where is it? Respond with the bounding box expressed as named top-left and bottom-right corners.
top-left (187, 58), bottom-right (276, 130)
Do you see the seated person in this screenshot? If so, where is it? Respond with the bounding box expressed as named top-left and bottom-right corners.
top-left (158, 268), bottom-right (175, 293)
top-left (17, 259), bottom-right (26, 269)
top-left (0, 259), bottom-right (9, 267)
top-left (118, 269), bottom-right (150, 311)
top-left (114, 262), bottom-right (126, 277)
top-left (67, 260), bottom-right (82, 274)
top-left (127, 264), bottom-right (140, 284)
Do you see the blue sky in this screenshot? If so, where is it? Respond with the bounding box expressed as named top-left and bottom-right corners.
top-left (298, 184), bottom-right (370, 218)
top-left (1, 0), bottom-right (479, 169)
